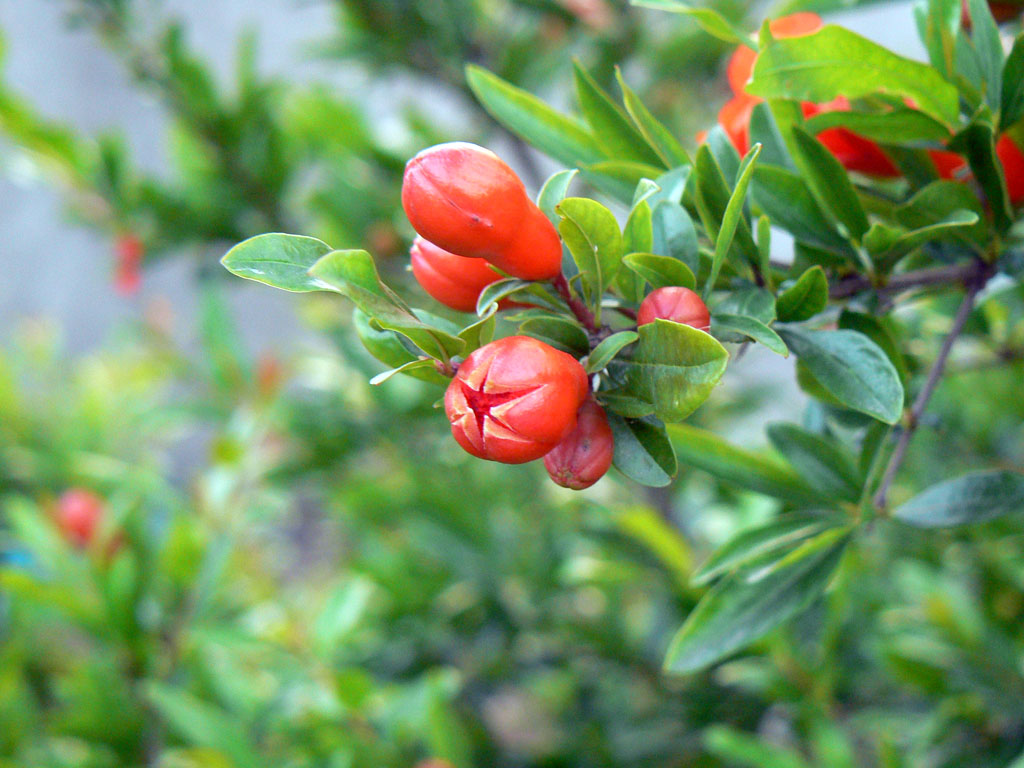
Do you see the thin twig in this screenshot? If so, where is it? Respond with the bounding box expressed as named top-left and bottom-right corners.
top-left (872, 277), bottom-right (984, 509)
top-left (830, 262), bottom-right (981, 300)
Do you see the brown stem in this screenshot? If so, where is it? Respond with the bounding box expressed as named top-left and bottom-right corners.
top-left (872, 276), bottom-right (984, 509)
top-left (552, 272), bottom-right (600, 334)
top-left (830, 262), bottom-right (981, 300)
top-left (614, 305), bottom-right (638, 321)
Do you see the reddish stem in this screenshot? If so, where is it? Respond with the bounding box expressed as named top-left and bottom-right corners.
top-left (552, 272), bottom-right (599, 334)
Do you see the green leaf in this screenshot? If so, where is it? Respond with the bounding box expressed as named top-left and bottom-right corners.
top-left (475, 278), bottom-right (534, 315)
top-left (310, 249), bottom-right (465, 360)
top-left (712, 314), bottom-right (788, 356)
top-left (369, 359), bottom-right (438, 386)
top-left (1002, 35), bottom-right (1024, 129)
top-left (537, 169), bottom-right (578, 224)
top-left (557, 197), bottom-right (624, 319)
top-left (632, 0), bottom-right (754, 47)
top-left (693, 515), bottom-right (831, 586)
top-left (608, 414), bottom-right (678, 487)
top-left (620, 199), bottom-right (654, 302)
top-left (749, 25), bottom-right (960, 126)
top-left (466, 65), bottom-right (604, 168)
top-left (145, 683), bottom-right (265, 768)
top-left (704, 725), bottom-right (813, 768)
top-left (837, 310), bottom-right (908, 386)
top-left (766, 423), bottom-right (861, 501)
top-left (574, 61), bottom-right (663, 166)
top-left (950, 120), bottom-right (1013, 232)
top-left (597, 390), bottom-right (657, 418)
top-left (749, 102), bottom-right (794, 169)
top-left (915, 0), bottom-right (960, 79)
top-left (458, 303), bottom-right (497, 353)
top-left (714, 286), bottom-right (776, 324)
top-left (863, 210), bottom-right (981, 262)
top-left (705, 143), bottom-right (762, 300)
top-left (960, 0), bottom-right (1004, 112)
top-left (518, 315), bottom-right (591, 355)
top-left (894, 180), bottom-right (988, 248)
top-left (221, 233), bottom-right (332, 292)
top-left (353, 310), bottom-right (448, 386)
top-left (664, 529), bottom-right (847, 673)
top-left (623, 252), bottom-right (696, 290)
top-left (626, 320), bottom-right (729, 422)
top-left (777, 326), bottom-right (904, 424)
top-left (669, 423), bottom-right (821, 504)
top-left (791, 126), bottom-right (869, 242)
top-left (616, 68), bottom-right (690, 168)
top-left (652, 200), bottom-right (700, 273)
top-left (694, 145), bottom-right (757, 269)
top-left (893, 470), bottom-right (1024, 526)
top-left (751, 166), bottom-right (851, 256)
top-left (803, 106), bottom-right (953, 144)
top-left (777, 266), bottom-right (828, 322)
top-left (586, 331), bottom-right (639, 373)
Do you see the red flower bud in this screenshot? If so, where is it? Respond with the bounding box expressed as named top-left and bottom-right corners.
top-left (544, 399), bottom-right (614, 489)
top-left (929, 149), bottom-right (968, 180)
top-left (803, 99), bottom-right (900, 178)
top-left (637, 286), bottom-right (711, 331)
top-left (55, 488), bottom-right (105, 549)
top-left (997, 133), bottom-right (1024, 205)
top-left (114, 234), bottom-right (144, 296)
top-left (402, 142), bottom-right (563, 281)
top-left (410, 236), bottom-right (504, 313)
top-left (445, 336), bottom-right (589, 464)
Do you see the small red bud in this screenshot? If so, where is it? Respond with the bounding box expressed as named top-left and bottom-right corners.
top-left (637, 286), bottom-right (711, 331)
top-left (55, 488), bottom-right (105, 549)
top-left (544, 399), bottom-right (614, 489)
top-left (114, 234), bottom-right (144, 296)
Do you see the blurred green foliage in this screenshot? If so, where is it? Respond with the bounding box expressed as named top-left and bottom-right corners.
top-left (2, 0), bottom-right (1024, 767)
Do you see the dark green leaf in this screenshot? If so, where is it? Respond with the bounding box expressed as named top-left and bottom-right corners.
top-left (893, 470), bottom-right (1024, 526)
top-left (803, 106), bottom-right (952, 143)
top-left (652, 200), bottom-right (700, 273)
top-left (574, 61), bottom-right (663, 166)
top-left (712, 314), bottom-right (788, 356)
top-left (777, 326), bottom-right (905, 423)
top-left (766, 423), bottom-right (861, 501)
top-left (608, 413), bottom-right (678, 486)
top-left (894, 180), bottom-right (989, 248)
top-left (1002, 35), bottom-right (1024, 129)
top-left (519, 315), bottom-right (590, 355)
top-left (777, 266), bottom-right (828, 322)
top-left (751, 166), bottom-right (852, 256)
top-left (705, 143), bottom-right (762, 300)
top-left (664, 529), bottom-right (847, 673)
top-left (669, 423), bottom-right (821, 504)
top-left (791, 126), bottom-right (869, 242)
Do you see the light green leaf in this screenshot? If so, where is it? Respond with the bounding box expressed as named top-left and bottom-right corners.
top-left (616, 68), bottom-right (690, 167)
top-left (623, 252), bottom-right (696, 290)
top-left (776, 266), bottom-right (828, 322)
top-left (748, 25), bottom-right (960, 126)
top-left (705, 143), bottom-right (762, 300)
top-left (557, 197), bottom-right (624, 319)
top-left (712, 314), bottom-right (788, 356)
top-left (587, 331), bottom-right (639, 373)
top-left (221, 233), bottom-right (332, 292)
top-left (574, 61), bottom-right (663, 166)
top-left (537, 169), bottom-right (578, 224)
top-left (626, 320), bottom-right (729, 422)
top-left (632, 0), bottom-right (754, 47)
top-left (466, 65), bottom-right (604, 167)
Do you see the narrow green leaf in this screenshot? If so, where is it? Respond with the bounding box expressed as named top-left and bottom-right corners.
top-left (221, 233), bottom-right (332, 292)
top-left (751, 166), bottom-right (852, 256)
top-left (669, 423), bottom-right (821, 504)
top-left (893, 470), bottom-right (1024, 527)
top-left (574, 61), bottom-right (663, 166)
top-left (803, 106), bottom-right (952, 143)
top-left (310, 249), bottom-right (465, 360)
top-left (369, 359), bottom-right (438, 386)
top-left (352, 310), bottom-right (448, 386)
top-left (616, 68), bottom-right (690, 167)
top-left (766, 423), bottom-right (861, 501)
top-left (791, 126), bottom-right (869, 242)
top-left (1001, 35), bottom-right (1024, 129)
top-left (663, 530), bottom-right (847, 673)
top-left (894, 180), bottom-right (988, 248)
top-left (693, 515), bottom-right (830, 586)
top-left (557, 197), bottom-right (624, 319)
top-left (704, 143), bottom-right (762, 300)
top-left (632, 0), bottom-right (754, 47)
top-left (466, 65), bottom-right (605, 167)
